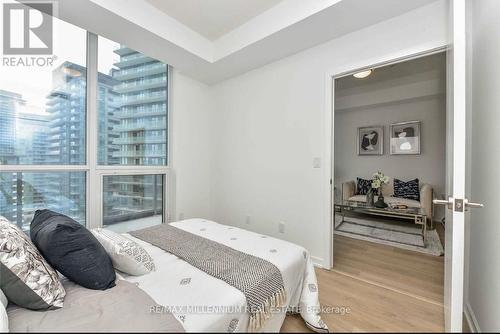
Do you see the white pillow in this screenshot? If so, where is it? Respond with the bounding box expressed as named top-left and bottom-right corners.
top-left (0, 290), bottom-right (8, 333)
top-left (0, 290), bottom-right (7, 308)
top-left (0, 304), bottom-right (7, 333)
top-left (91, 228), bottom-right (155, 276)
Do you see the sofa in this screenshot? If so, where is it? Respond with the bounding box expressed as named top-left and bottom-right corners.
top-left (342, 179), bottom-right (433, 220)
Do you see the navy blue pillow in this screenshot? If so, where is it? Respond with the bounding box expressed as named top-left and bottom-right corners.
top-left (356, 178), bottom-right (372, 195)
top-left (394, 178), bottom-right (420, 201)
top-left (30, 210), bottom-right (116, 290)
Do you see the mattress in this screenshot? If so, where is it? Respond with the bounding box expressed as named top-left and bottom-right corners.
top-left (123, 219), bottom-right (326, 333)
top-left (7, 279), bottom-right (184, 332)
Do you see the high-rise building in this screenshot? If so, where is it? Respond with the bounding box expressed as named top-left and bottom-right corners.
top-left (112, 45), bottom-right (168, 166)
top-left (98, 80), bottom-right (120, 165)
top-left (1, 53), bottom-right (166, 228)
top-left (15, 112), bottom-right (49, 164)
top-left (43, 62), bottom-right (119, 224)
top-left (0, 90), bottom-right (24, 164)
top-left (45, 62), bottom-right (87, 165)
top-left (101, 45), bottom-right (166, 223)
top-left (0, 90), bottom-right (25, 227)
top-left (14, 112), bottom-right (50, 230)
top-left (0, 93), bottom-right (51, 231)
top-left (43, 62), bottom-right (87, 224)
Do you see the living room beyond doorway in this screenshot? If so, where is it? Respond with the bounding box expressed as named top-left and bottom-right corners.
top-left (333, 52), bottom-right (446, 255)
top-left (330, 51), bottom-right (447, 331)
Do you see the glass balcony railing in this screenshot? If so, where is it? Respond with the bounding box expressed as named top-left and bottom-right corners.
top-left (119, 91), bottom-right (166, 103)
top-left (119, 53), bottom-right (144, 62)
top-left (116, 107), bottom-right (166, 118)
top-left (114, 76), bottom-right (166, 91)
top-left (113, 63), bottom-right (166, 78)
top-left (112, 150), bottom-right (166, 158)
top-left (112, 136), bottom-right (165, 144)
top-left (113, 121), bottom-right (166, 131)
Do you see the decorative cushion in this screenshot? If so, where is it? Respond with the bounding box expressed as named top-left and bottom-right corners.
top-left (30, 210), bottom-right (116, 290)
top-left (92, 228), bottom-right (155, 276)
top-left (356, 177), bottom-right (372, 195)
top-left (394, 178), bottom-right (420, 201)
top-left (0, 216), bottom-right (65, 310)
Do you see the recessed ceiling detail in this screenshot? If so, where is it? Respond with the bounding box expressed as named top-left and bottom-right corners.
top-left (145, 0), bottom-right (283, 41)
top-left (53, 0), bottom-right (445, 83)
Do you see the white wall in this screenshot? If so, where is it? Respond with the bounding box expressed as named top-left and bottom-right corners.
top-left (209, 1), bottom-right (448, 265)
top-left (334, 55), bottom-right (447, 221)
top-left (171, 70), bottom-right (214, 221)
top-left (465, 0), bottom-right (500, 331)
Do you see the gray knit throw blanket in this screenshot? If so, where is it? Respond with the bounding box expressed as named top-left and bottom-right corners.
top-left (130, 224), bottom-right (287, 331)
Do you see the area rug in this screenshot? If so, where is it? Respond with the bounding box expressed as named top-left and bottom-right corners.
top-left (334, 216), bottom-right (444, 256)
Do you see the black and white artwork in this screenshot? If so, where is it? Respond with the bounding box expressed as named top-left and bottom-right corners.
top-left (357, 126), bottom-right (384, 155)
top-left (390, 121), bottom-right (421, 155)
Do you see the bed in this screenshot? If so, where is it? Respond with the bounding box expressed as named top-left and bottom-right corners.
top-left (6, 218), bottom-right (327, 333)
top-left (123, 219), bottom-right (327, 333)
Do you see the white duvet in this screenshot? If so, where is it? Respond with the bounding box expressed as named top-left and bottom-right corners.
top-left (123, 219), bottom-right (327, 333)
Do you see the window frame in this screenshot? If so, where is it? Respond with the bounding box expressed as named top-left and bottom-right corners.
top-left (0, 32), bottom-right (173, 230)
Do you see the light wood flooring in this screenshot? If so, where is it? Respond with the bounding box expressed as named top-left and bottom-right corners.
top-left (281, 232), bottom-right (446, 332)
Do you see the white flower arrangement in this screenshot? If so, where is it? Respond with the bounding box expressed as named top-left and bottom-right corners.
top-left (372, 171), bottom-right (390, 191)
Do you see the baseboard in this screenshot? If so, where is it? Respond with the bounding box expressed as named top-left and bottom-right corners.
top-left (464, 301), bottom-right (481, 333)
top-left (311, 256), bottom-right (326, 268)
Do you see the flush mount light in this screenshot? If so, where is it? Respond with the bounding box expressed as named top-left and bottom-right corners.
top-left (353, 69), bottom-right (372, 79)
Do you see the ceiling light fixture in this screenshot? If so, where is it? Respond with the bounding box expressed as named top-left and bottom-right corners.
top-left (353, 69), bottom-right (372, 79)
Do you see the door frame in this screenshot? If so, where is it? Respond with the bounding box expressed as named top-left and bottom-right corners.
top-left (322, 44), bottom-right (448, 270)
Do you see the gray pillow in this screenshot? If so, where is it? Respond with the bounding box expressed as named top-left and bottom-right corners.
top-left (0, 216), bottom-right (65, 310)
top-left (30, 210), bottom-right (116, 290)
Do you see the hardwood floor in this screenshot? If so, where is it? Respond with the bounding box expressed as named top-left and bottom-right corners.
top-left (281, 234), bottom-right (445, 332)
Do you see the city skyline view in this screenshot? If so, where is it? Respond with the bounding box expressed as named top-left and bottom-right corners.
top-left (1, 26), bottom-right (167, 231)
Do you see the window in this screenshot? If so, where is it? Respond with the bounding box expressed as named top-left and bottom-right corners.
top-left (103, 174), bottom-right (163, 233)
top-left (0, 19), bottom-right (87, 165)
top-left (97, 37), bottom-right (168, 166)
top-left (0, 5), bottom-right (170, 233)
top-left (0, 172), bottom-right (86, 232)
top-left (0, 13), bottom-right (87, 230)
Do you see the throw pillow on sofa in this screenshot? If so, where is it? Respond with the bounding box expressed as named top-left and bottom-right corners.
top-left (356, 177), bottom-right (372, 195)
top-left (394, 178), bottom-right (420, 201)
top-left (0, 216), bottom-right (65, 310)
top-left (92, 228), bottom-right (155, 276)
top-left (30, 210), bottom-right (116, 290)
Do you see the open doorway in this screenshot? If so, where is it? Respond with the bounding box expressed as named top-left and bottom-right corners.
top-left (328, 51), bottom-right (448, 331)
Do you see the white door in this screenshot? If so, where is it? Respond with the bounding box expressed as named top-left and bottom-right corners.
top-left (465, 0), bottom-right (500, 331)
top-left (437, 0), bottom-right (485, 331)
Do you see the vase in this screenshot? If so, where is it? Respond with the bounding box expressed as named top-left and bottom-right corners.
top-left (374, 189), bottom-right (388, 208)
top-left (366, 189), bottom-right (375, 206)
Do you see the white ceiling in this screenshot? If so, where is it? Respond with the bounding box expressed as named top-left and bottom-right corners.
top-left (145, 0), bottom-right (283, 41)
top-left (335, 52), bottom-right (446, 112)
top-left (52, 0), bottom-right (443, 83)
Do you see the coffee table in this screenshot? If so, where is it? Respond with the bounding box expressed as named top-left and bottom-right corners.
top-left (334, 200), bottom-right (428, 244)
